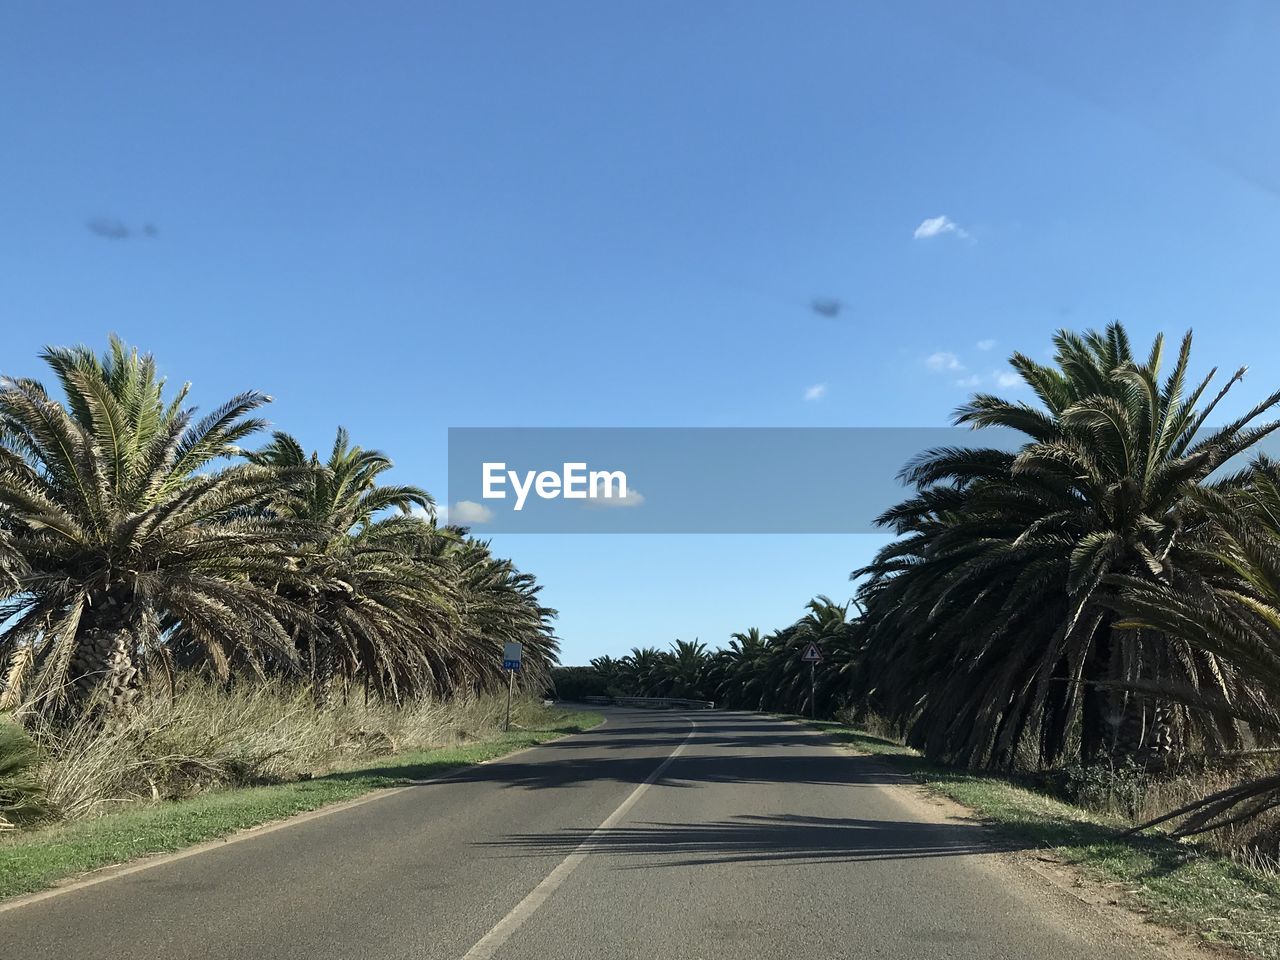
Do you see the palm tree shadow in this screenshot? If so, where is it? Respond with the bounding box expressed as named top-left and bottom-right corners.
top-left (315, 716), bottom-right (923, 792)
top-left (479, 813), bottom-right (1014, 868)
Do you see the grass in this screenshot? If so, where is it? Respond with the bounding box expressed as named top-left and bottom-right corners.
top-left (801, 719), bottom-right (1280, 959)
top-left (18, 680), bottom-right (566, 822)
top-left (0, 707), bottom-right (601, 901)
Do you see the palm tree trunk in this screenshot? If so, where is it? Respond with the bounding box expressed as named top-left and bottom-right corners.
top-left (311, 649), bottom-right (337, 711)
top-left (69, 628), bottom-right (140, 713)
top-left (1079, 625), bottom-right (1113, 762)
top-left (1110, 632), bottom-right (1177, 762)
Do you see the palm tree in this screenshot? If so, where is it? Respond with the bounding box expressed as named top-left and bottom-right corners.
top-left (1107, 458), bottom-right (1280, 836)
top-left (0, 525), bottom-right (24, 600)
top-left (0, 338), bottom-right (306, 713)
top-left (617, 647), bottom-right (665, 696)
top-left (247, 428), bottom-right (447, 703)
top-left (433, 537), bottom-right (560, 695)
top-left (715, 628), bottom-right (769, 709)
top-left (588, 655), bottom-right (622, 694)
top-left (856, 324), bottom-right (1280, 768)
top-left (788, 597), bottom-right (857, 717)
top-left (663, 639), bottom-right (710, 699)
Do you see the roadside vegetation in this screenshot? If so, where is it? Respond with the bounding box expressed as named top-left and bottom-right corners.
top-left (558, 324), bottom-right (1280, 924)
top-left (809, 719), bottom-right (1280, 959)
top-left (0, 696), bottom-right (599, 900)
top-left (0, 338), bottom-right (569, 872)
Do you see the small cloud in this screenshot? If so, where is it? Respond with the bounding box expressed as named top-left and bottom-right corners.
top-left (803, 383), bottom-right (828, 401)
top-left (925, 351), bottom-right (964, 372)
top-left (976, 339), bottom-right (997, 351)
top-left (85, 217), bottom-right (159, 241)
top-left (913, 215), bottom-right (970, 241)
top-left (809, 297), bottom-right (845, 318)
top-left (584, 487), bottom-right (645, 509)
top-left (450, 500), bottom-right (494, 524)
top-left (993, 371), bottom-right (1023, 388)
top-left (86, 217), bottom-right (131, 240)
top-left (955, 374), bottom-right (983, 387)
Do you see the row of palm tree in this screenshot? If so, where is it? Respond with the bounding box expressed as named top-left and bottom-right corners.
top-left (572, 595), bottom-right (858, 714)
top-left (0, 337), bottom-right (558, 716)
top-left (566, 323), bottom-right (1280, 838)
top-left (852, 324), bottom-right (1280, 834)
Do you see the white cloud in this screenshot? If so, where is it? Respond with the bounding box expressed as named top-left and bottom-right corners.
top-left (925, 351), bottom-right (964, 372)
top-left (913, 215), bottom-right (971, 241)
top-left (948, 368), bottom-right (1025, 391)
top-left (448, 500), bottom-right (494, 524)
top-left (976, 339), bottom-right (997, 351)
top-left (803, 383), bottom-right (828, 401)
top-left (584, 487), bottom-right (646, 509)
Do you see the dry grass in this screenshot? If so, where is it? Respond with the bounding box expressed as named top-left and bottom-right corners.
top-left (14, 678), bottom-right (537, 823)
top-left (0, 701), bottom-right (601, 900)
top-left (836, 708), bottom-right (1280, 874)
top-left (1138, 757), bottom-right (1280, 874)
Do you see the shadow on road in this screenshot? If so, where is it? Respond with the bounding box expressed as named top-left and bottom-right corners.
top-left (440, 749), bottom-right (916, 791)
top-left (319, 713), bottom-right (914, 793)
top-left (478, 813), bottom-right (1009, 868)
top-left (305, 711), bottom-right (1147, 887)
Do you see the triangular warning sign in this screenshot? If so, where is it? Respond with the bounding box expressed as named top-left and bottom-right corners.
top-left (801, 642), bottom-right (823, 662)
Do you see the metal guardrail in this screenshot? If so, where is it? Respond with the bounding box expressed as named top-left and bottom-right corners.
top-left (579, 695), bottom-right (716, 710)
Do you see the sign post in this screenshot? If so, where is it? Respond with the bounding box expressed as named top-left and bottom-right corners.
top-left (502, 642), bottom-right (523, 731)
top-left (800, 642), bottom-right (823, 719)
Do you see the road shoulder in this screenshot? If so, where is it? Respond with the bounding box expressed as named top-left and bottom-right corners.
top-left (784, 716), bottom-right (1270, 960)
top-left (0, 711), bottom-right (604, 909)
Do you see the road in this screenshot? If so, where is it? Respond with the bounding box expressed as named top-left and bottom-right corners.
top-left (1, 710), bottom-right (1173, 960)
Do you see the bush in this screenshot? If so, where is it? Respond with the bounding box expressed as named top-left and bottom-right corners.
top-left (549, 666), bottom-right (612, 700)
top-left (1056, 758), bottom-right (1153, 820)
top-left (0, 716), bottom-right (45, 828)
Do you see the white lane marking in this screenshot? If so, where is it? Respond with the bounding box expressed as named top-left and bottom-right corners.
top-left (458, 718), bottom-right (698, 960)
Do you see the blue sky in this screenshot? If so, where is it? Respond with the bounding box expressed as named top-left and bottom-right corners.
top-left (3, 2), bottom-right (1280, 663)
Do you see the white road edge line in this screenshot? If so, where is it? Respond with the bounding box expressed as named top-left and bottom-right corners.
top-left (0, 715), bottom-right (608, 915)
top-left (459, 717), bottom-right (698, 960)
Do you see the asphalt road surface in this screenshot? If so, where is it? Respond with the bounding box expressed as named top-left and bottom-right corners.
top-left (2, 710), bottom-right (1173, 960)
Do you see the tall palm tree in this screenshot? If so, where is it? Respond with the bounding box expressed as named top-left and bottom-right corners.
top-left (856, 324), bottom-right (1280, 768)
top-left (1107, 459), bottom-right (1280, 836)
top-left (0, 338), bottom-right (306, 713)
top-left (247, 428), bottom-right (448, 703)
